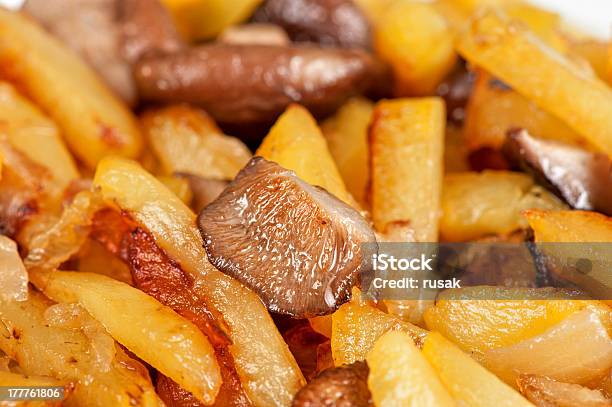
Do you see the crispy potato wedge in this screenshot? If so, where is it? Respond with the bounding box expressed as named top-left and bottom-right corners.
top-left (160, 0), bottom-right (263, 40)
top-left (93, 157), bottom-right (305, 407)
top-left (525, 209), bottom-right (612, 242)
top-left (456, 10), bottom-right (612, 157)
top-left (464, 71), bottom-right (584, 151)
top-left (142, 105), bottom-right (251, 180)
top-left (321, 97), bottom-right (373, 207)
top-left (0, 9), bottom-right (142, 168)
top-left (374, 2), bottom-right (456, 96)
top-left (422, 332), bottom-right (533, 406)
top-left (257, 104), bottom-right (354, 206)
top-left (423, 286), bottom-right (604, 357)
top-left (157, 175), bottom-right (193, 204)
top-left (483, 307), bottom-right (612, 386)
top-left (369, 98), bottom-right (444, 241)
top-left (32, 270), bottom-right (222, 405)
top-left (567, 39), bottom-right (610, 83)
top-left (0, 82), bottom-right (78, 192)
top-left (331, 292), bottom-right (427, 366)
top-left (503, 3), bottom-right (566, 53)
top-left (440, 171), bottom-right (565, 241)
top-left (366, 331), bottom-right (455, 407)
top-left (0, 290), bottom-right (157, 407)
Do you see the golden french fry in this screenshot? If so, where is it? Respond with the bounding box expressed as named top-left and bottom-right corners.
top-left (440, 171), bottom-right (565, 241)
top-left (33, 270), bottom-right (222, 405)
top-left (422, 332), bottom-right (533, 406)
top-left (321, 97), bottom-right (373, 207)
top-left (0, 9), bottom-right (142, 168)
top-left (142, 105), bottom-right (251, 180)
top-left (257, 104), bottom-right (354, 206)
top-left (370, 98), bottom-right (444, 241)
top-left (0, 82), bottom-right (78, 191)
top-left (366, 331), bottom-right (455, 407)
top-left (456, 10), bottom-right (612, 157)
top-left (0, 290), bottom-right (158, 407)
top-left (374, 2), bottom-right (456, 96)
top-left (464, 70), bottom-right (585, 151)
top-left (331, 292), bottom-right (427, 366)
top-left (160, 0), bottom-right (263, 40)
top-left (93, 157), bottom-right (305, 407)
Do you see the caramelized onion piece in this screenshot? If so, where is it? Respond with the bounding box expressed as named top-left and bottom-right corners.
top-left (0, 236), bottom-right (28, 302)
top-left (252, 0), bottom-right (371, 49)
top-left (504, 129), bottom-right (612, 215)
top-left (134, 44), bottom-right (384, 125)
top-left (484, 307), bottom-right (612, 386)
top-left (291, 362), bottom-right (372, 407)
top-left (518, 374), bottom-right (611, 407)
top-left (198, 157), bottom-right (376, 317)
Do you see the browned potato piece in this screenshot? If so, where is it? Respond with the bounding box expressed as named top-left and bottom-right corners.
top-left (0, 8), bottom-right (142, 169)
top-left (0, 290), bottom-right (158, 407)
top-left (464, 70), bottom-right (585, 151)
top-left (142, 105), bottom-right (251, 180)
top-left (567, 39), bottom-right (611, 84)
top-left (518, 374), bottom-right (611, 406)
top-left (457, 10), bottom-right (612, 157)
top-left (321, 97), bottom-right (373, 207)
top-left (440, 171), bottom-right (566, 241)
top-left (374, 1), bottom-right (456, 96)
top-left (369, 98), bottom-right (444, 241)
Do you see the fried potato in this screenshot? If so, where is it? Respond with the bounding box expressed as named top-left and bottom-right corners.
top-left (440, 171), bottom-right (565, 241)
top-left (0, 290), bottom-right (157, 407)
top-left (483, 307), bottom-right (612, 386)
top-left (366, 331), bottom-right (455, 407)
top-left (160, 0), bottom-right (263, 40)
top-left (0, 82), bottom-right (78, 192)
top-left (0, 236), bottom-right (27, 302)
top-left (422, 332), bottom-right (533, 406)
top-left (142, 105), bottom-right (251, 180)
top-left (374, 1), bottom-right (456, 96)
top-left (157, 175), bottom-right (193, 204)
top-left (257, 104), bottom-right (354, 206)
top-left (423, 286), bottom-right (604, 357)
top-left (32, 270), bottom-right (222, 405)
top-left (567, 39), bottom-right (610, 83)
top-left (525, 209), bottom-right (612, 242)
top-left (93, 157), bottom-right (305, 407)
top-left (0, 9), bottom-right (142, 169)
top-left (331, 292), bottom-right (427, 366)
top-left (321, 97), bottom-right (373, 207)
top-left (456, 10), bottom-right (612, 157)
top-left (464, 71), bottom-right (584, 151)
top-left (369, 98), bottom-right (444, 241)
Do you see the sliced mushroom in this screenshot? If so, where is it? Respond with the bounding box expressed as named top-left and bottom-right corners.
top-left (118, 0), bottom-right (184, 63)
top-left (24, 0), bottom-right (137, 105)
top-left (252, 0), bottom-right (371, 49)
top-left (218, 23), bottom-right (290, 46)
top-left (175, 173), bottom-right (229, 213)
top-left (435, 62), bottom-right (475, 125)
top-left (134, 44), bottom-right (385, 125)
top-left (504, 129), bottom-right (612, 215)
top-left (518, 374), bottom-right (611, 407)
top-left (292, 362), bottom-right (372, 407)
top-left (197, 157), bottom-right (376, 317)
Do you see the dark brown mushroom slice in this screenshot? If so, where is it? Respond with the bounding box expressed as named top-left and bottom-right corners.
top-left (292, 362), bottom-right (372, 407)
top-left (197, 157), bottom-right (376, 317)
top-left (252, 0), bottom-right (371, 49)
top-left (118, 0), bottom-right (184, 63)
top-left (435, 61), bottom-right (475, 125)
top-left (134, 44), bottom-right (386, 125)
top-left (174, 173), bottom-right (229, 213)
top-left (503, 129), bottom-right (612, 215)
